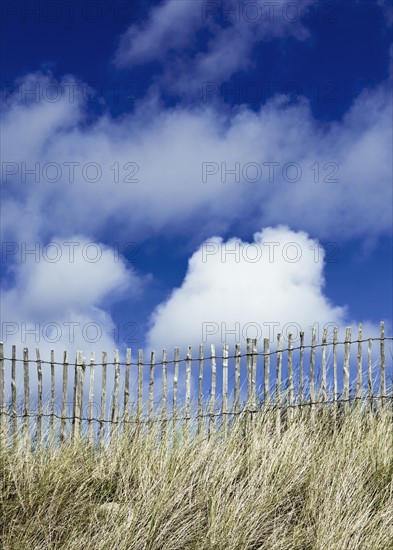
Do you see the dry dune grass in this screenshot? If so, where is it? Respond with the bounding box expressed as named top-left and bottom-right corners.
top-left (1, 405), bottom-right (392, 549)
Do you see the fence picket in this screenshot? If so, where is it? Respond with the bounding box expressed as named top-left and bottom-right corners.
top-left (209, 344), bottom-right (216, 438)
top-left (222, 343), bottom-right (228, 437)
top-left (380, 321), bottom-right (386, 407)
top-left (198, 345), bottom-right (203, 435)
top-left (356, 325), bottom-right (362, 402)
top-left (99, 351), bottom-right (107, 446)
top-left (88, 352), bottom-right (95, 445)
top-left (36, 348), bottom-right (42, 446)
top-left (343, 328), bottom-right (351, 410)
top-left (23, 348), bottom-right (30, 441)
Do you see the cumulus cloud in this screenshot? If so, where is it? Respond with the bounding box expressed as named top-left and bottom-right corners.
top-left (2, 72), bottom-right (391, 249)
top-left (146, 225), bottom-right (371, 353)
top-left (1, 236), bottom-right (144, 358)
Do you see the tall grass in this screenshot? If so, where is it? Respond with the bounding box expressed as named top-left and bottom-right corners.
top-left (1, 405), bottom-right (392, 549)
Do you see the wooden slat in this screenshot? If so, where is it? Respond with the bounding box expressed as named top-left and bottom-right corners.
top-left (222, 343), bottom-right (228, 437)
top-left (343, 328), bottom-right (351, 410)
top-left (333, 327), bottom-right (338, 403)
top-left (321, 328), bottom-right (327, 403)
top-left (310, 328), bottom-right (316, 420)
top-left (88, 352), bottom-right (95, 445)
top-left (11, 345), bottom-right (17, 442)
top-left (36, 348), bottom-right (42, 446)
top-left (251, 339), bottom-right (257, 411)
top-left (0, 342), bottom-right (4, 435)
top-left (123, 348), bottom-right (131, 426)
top-left (73, 351), bottom-right (83, 441)
top-left (161, 349), bottom-right (167, 439)
top-left (50, 350), bottom-right (55, 445)
top-left (185, 346), bottom-right (191, 435)
top-left (263, 338), bottom-right (270, 407)
top-left (60, 350), bottom-right (68, 444)
top-left (276, 334), bottom-right (282, 433)
top-left (246, 338), bottom-right (252, 408)
top-left (148, 351), bottom-right (155, 430)
top-left (368, 338), bottom-right (373, 410)
top-left (99, 351), bottom-right (107, 446)
top-left (79, 355), bottom-right (86, 438)
top-left (380, 321), bottom-right (386, 406)
top-left (111, 350), bottom-right (120, 438)
top-left (197, 345), bottom-right (203, 436)
top-left (173, 347), bottom-right (179, 429)
top-left (299, 331), bottom-right (304, 405)
top-left (23, 347), bottom-right (30, 441)
top-left (356, 325), bottom-right (362, 402)
top-left (209, 344), bottom-right (216, 438)
top-left (234, 343), bottom-right (241, 415)
top-left (138, 349), bottom-right (143, 421)
top-left (287, 334), bottom-right (294, 420)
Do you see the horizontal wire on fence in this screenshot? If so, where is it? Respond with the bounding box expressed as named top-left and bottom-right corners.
top-left (1, 396), bottom-right (392, 426)
top-left (1, 336), bottom-right (392, 368)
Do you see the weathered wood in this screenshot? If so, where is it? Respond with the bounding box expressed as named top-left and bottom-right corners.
top-left (73, 351), bottom-right (83, 441)
top-left (11, 345), bottom-right (17, 442)
top-left (234, 343), bottom-right (241, 414)
top-left (209, 344), bottom-right (216, 438)
top-left (263, 338), bottom-right (270, 407)
top-left (123, 348), bottom-right (131, 426)
top-left (380, 321), bottom-right (386, 406)
top-left (251, 339), bottom-right (257, 411)
top-left (222, 343), bottom-right (229, 437)
top-left (246, 338), bottom-right (252, 408)
top-left (368, 338), bottom-right (373, 410)
top-left (185, 346), bottom-right (191, 434)
top-left (321, 328), bottom-right (327, 403)
top-left (137, 349), bottom-right (143, 421)
top-left (287, 334), bottom-right (294, 420)
top-left (99, 351), bottom-right (107, 446)
top-left (197, 345), bottom-right (203, 435)
top-left (111, 350), bottom-right (120, 438)
top-left (88, 352), bottom-right (95, 445)
top-left (79, 355), bottom-right (86, 439)
top-left (356, 325), bottom-right (362, 402)
top-left (60, 350), bottom-right (68, 444)
top-left (50, 350), bottom-right (55, 445)
top-left (0, 342), bottom-right (4, 435)
top-left (299, 331), bottom-right (304, 405)
top-left (23, 348), bottom-right (30, 440)
top-left (161, 349), bottom-right (167, 439)
top-left (173, 347), bottom-right (179, 429)
top-left (343, 328), bottom-right (351, 410)
top-left (276, 334), bottom-right (282, 433)
top-left (148, 351), bottom-right (155, 430)
top-left (310, 328), bottom-right (316, 420)
top-left (333, 327), bottom-right (338, 403)
top-left (36, 348), bottom-right (43, 446)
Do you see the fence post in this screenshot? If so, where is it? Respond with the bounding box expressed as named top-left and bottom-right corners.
top-left (60, 350), bottom-right (68, 444)
top-left (321, 328), bottom-right (327, 404)
top-left (380, 321), bottom-right (386, 407)
top-left (149, 351), bottom-right (155, 431)
top-left (356, 325), bottom-right (362, 405)
top-left (251, 339), bottom-right (257, 414)
top-left (234, 343), bottom-right (241, 415)
top-left (111, 350), bottom-right (120, 440)
top-left (310, 328), bottom-right (316, 422)
top-left (11, 346), bottom-right (17, 446)
top-left (209, 344), bottom-right (216, 438)
top-left (343, 328), bottom-right (351, 411)
top-left (185, 347), bottom-right (191, 436)
top-left (0, 343), bottom-right (4, 439)
top-left (263, 338), bottom-right (270, 408)
top-left (161, 349), bottom-right (167, 440)
top-left (198, 345), bottom-right (203, 436)
top-left (123, 348), bottom-right (131, 431)
top-left (276, 333), bottom-right (282, 434)
top-left (333, 327), bottom-right (338, 405)
top-left (50, 350), bottom-right (55, 445)
top-left (299, 331), bottom-right (304, 407)
top-left (368, 338), bottom-right (373, 411)
top-left (88, 352), bottom-right (95, 445)
top-left (288, 334), bottom-right (294, 421)
top-left (36, 348), bottom-right (42, 447)
top-left (222, 343), bottom-right (229, 437)
top-left (23, 348), bottom-right (30, 445)
top-left (99, 351), bottom-right (107, 447)
top-left (173, 348), bottom-right (179, 430)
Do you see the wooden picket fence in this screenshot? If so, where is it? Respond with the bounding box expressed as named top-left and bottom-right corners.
top-left (0, 321), bottom-right (392, 447)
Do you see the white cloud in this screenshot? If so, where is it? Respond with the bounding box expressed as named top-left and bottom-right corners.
top-left (114, 0), bottom-right (314, 95)
top-left (1, 236), bottom-right (144, 358)
top-left (146, 226), bottom-right (357, 353)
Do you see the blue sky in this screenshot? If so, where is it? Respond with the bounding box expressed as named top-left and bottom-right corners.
top-left (1, 0), bottom-right (392, 359)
